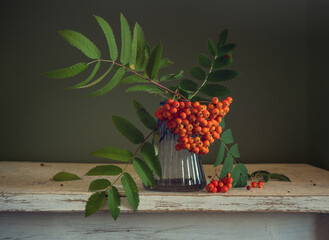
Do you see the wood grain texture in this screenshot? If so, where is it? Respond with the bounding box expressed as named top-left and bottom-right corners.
top-left (0, 162), bottom-right (329, 213)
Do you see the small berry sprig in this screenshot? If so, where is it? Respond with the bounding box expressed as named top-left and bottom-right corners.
top-left (206, 172), bottom-right (233, 193)
top-left (154, 96), bottom-right (232, 156)
top-left (246, 181), bottom-right (264, 190)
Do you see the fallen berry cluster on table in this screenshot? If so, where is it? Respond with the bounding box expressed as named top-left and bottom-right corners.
top-left (206, 173), bottom-right (233, 193)
top-left (154, 97), bottom-right (232, 155)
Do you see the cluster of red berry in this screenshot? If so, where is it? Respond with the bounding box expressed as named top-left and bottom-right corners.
top-left (205, 173), bottom-right (233, 193)
top-left (154, 96), bottom-right (232, 155)
top-left (246, 181), bottom-right (264, 190)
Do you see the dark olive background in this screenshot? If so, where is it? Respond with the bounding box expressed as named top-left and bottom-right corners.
top-left (1, 0), bottom-right (328, 170)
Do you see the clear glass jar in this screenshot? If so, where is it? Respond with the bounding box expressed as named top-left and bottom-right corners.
top-left (145, 121), bottom-right (207, 192)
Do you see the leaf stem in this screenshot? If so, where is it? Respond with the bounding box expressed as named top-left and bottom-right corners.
top-left (190, 56), bottom-right (217, 99)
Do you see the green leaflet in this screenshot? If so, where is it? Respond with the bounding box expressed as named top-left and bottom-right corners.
top-left (141, 142), bottom-right (162, 178)
top-left (108, 186), bottom-right (121, 220)
top-left (145, 42), bottom-right (163, 80)
top-left (200, 84), bottom-right (232, 97)
top-left (68, 62), bottom-right (101, 89)
top-left (179, 79), bottom-right (198, 92)
top-left (231, 165), bottom-right (241, 187)
top-left (120, 13), bottom-right (132, 65)
top-left (214, 142), bottom-right (225, 167)
top-left (121, 172), bottom-right (139, 210)
top-left (198, 54), bottom-right (211, 68)
top-left (130, 23), bottom-right (146, 71)
top-left (59, 30), bottom-right (101, 59)
top-left (207, 39), bottom-right (216, 56)
top-left (132, 99), bottom-right (157, 130)
top-left (218, 29), bottom-right (228, 47)
top-left (208, 70), bottom-right (240, 82)
top-left (268, 173), bottom-right (291, 182)
top-left (133, 157), bottom-right (156, 188)
top-left (221, 129), bottom-right (234, 144)
top-left (234, 163), bottom-right (248, 187)
top-left (88, 179), bottom-right (111, 191)
top-left (125, 85), bottom-right (163, 94)
top-left (230, 143), bottom-right (240, 158)
top-left (91, 147), bottom-right (133, 162)
top-left (43, 62), bottom-right (88, 79)
top-left (190, 66), bottom-right (206, 81)
top-left (112, 115), bottom-right (144, 144)
top-left (53, 172), bottom-right (81, 181)
top-left (189, 96), bottom-right (210, 102)
top-left (86, 165), bottom-right (122, 176)
top-left (159, 58), bottom-right (173, 69)
top-left (217, 43), bottom-right (237, 57)
top-left (213, 52), bottom-right (233, 69)
top-left (88, 67), bottom-right (125, 96)
top-left (94, 15), bottom-right (118, 61)
top-left (220, 154), bottom-right (234, 178)
top-left (160, 70), bottom-right (184, 82)
top-left (120, 75), bottom-right (148, 84)
top-left (85, 192), bottom-right (106, 217)
top-left (79, 64), bottom-right (113, 89)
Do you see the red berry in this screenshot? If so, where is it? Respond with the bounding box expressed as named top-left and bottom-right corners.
top-left (211, 187), bottom-right (217, 193)
top-left (206, 183), bottom-right (214, 192)
top-left (221, 186), bottom-right (228, 193)
top-left (251, 182), bottom-right (257, 188)
top-left (246, 185), bottom-right (251, 190)
top-left (40, 163), bottom-right (44, 166)
top-left (258, 181), bottom-right (264, 188)
top-left (211, 179), bottom-right (218, 187)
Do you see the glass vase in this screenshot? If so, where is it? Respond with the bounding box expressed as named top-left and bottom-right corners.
top-left (145, 121), bottom-right (207, 192)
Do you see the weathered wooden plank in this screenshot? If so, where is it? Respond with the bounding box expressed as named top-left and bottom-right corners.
top-left (0, 162), bottom-right (329, 213)
top-left (1, 212), bottom-right (328, 240)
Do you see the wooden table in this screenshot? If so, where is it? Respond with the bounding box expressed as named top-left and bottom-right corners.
top-left (1, 162), bottom-right (329, 239)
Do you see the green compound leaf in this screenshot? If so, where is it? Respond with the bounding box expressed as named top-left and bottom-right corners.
top-left (230, 143), bottom-right (240, 158)
top-left (133, 157), bottom-right (156, 188)
top-left (91, 147), bottom-right (133, 162)
top-left (141, 142), bottom-right (162, 178)
top-left (214, 142), bottom-right (225, 167)
top-left (218, 29), bottom-right (228, 47)
top-left (145, 42), bottom-right (163, 80)
top-left (207, 39), bottom-right (216, 56)
top-left (217, 43), bottom-right (237, 57)
top-left (121, 172), bottom-right (139, 210)
top-left (179, 79), bottom-right (198, 92)
top-left (250, 170), bottom-right (270, 178)
top-left (108, 186), bottom-right (121, 220)
top-left (79, 64), bottom-right (113, 89)
top-left (200, 84), bottom-right (232, 97)
top-left (132, 99), bottom-right (157, 130)
top-left (53, 172), bottom-right (81, 181)
top-left (219, 118), bottom-right (225, 129)
top-left (198, 54), bottom-right (211, 68)
top-left (190, 66), bottom-right (206, 81)
top-left (159, 58), bottom-right (173, 69)
top-left (221, 129), bottom-right (234, 144)
top-left (88, 179), bottom-right (111, 191)
top-left (58, 30), bottom-right (101, 59)
top-left (120, 74), bottom-right (148, 84)
top-left (120, 13), bottom-right (132, 65)
top-left (43, 62), bottom-right (88, 79)
top-left (160, 70), bottom-right (184, 82)
top-left (86, 165), bottom-right (122, 176)
top-left (220, 154), bottom-right (234, 178)
top-left (88, 67), bottom-right (125, 97)
top-left (234, 163), bottom-right (248, 187)
top-left (94, 15), bottom-right (118, 61)
top-left (85, 191), bottom-right (106, 217)
top-left (268, 173), bottom-right (291, 182)
top-left (112, 115), bottom-right (144, 144)
top-left (68, 62), bottom-right (101, 89)
top-left (213, 52), bottom-right (233, 69)
top-left (130, 23), bottom-right (146, 71)
top-left (208, 69), bottom-right (240, 82)
top-left (125, 85), bottom-right (163, 94)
